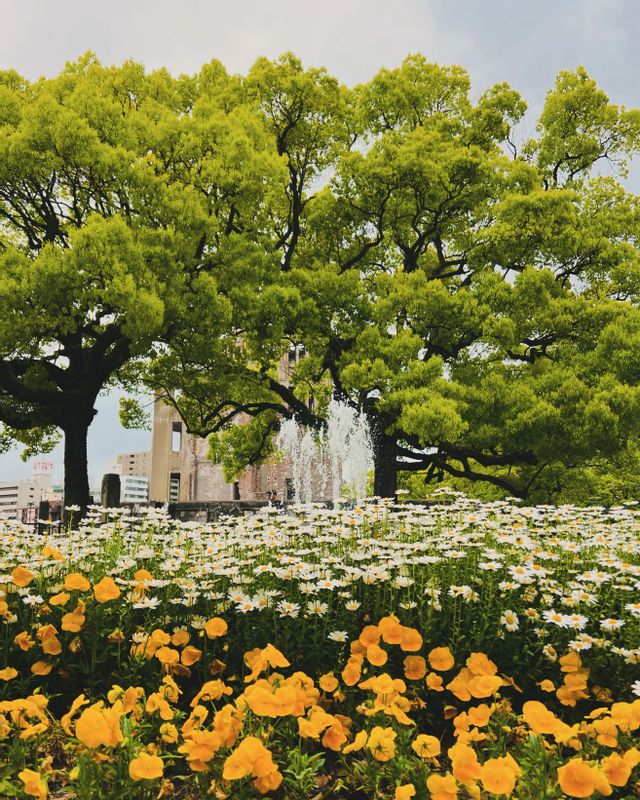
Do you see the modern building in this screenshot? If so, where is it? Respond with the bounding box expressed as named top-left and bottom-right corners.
top-left (0, 461), bottom-right (54, 520)
top-left (115, 451), bottom-right (151, 478)
top-left (109, 463), bottom-right (149, 504)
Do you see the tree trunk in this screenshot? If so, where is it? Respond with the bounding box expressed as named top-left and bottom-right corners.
top-left (371, 419), bottom-right (398, 498)
top-left (62, 420), bottom-right (91, 522)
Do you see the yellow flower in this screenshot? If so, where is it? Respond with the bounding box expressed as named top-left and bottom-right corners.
top-left (378, 615), bottom-right (404, 645)
top-left (61, 601), bottom-right (86, 633)
top-left (134, 568), bottom-right (154, 584)
top-left (322, 721), bottom-right (348, 751)
top-left (412, 733), bottom-right (441, 758)
top-left (49, 591), bottom-right (70, 606)
top-left (171, 629), bottom-right (190, 647)
top-left (426, 773), bottom-right (458, 800)
top-left (395, 784), bottom-right (416, 800)
top-left (611, 700), bottom-right (640, 732)
top-left (426, 671), bottom-right (445, 691)
top-left (449, 741), bottom-right (482, 783)
top-left (480, 756), bottom-right (519, 796)
top-left (466, 653), bottom-right (498, 676)
top-left (11, 566), bottom-right (34, 587)
top-left (319, 672), bottom-right (339, 693)
top-left (19, 769), bottom-right (47, 800)
top-left (367, 726), bottom-right (396, 762)
top-left (467, 674), bottom-right (504, 699)
top-left (190, 680), bottom-right (232, 708)
top-left (179, 729), bottom-right (222, 770)
top-left (398, 625), bottom-right (422, 652)
top-left (359, 625), bottom-right (380, 647)
top-left (522, 700), bottom-right (561, 735)
top-left (15, 631), bottom-right (36, 651)
top-left (592, 715), bottom-right (618, 747)
top-left (261, 643), bottom-right (290, 669)
top-left (75, 705), bottom-right (123, 748)
top-left (129, 751), bottom-right (164, 781)
top-left (155, 646), bottom-right (180, 666)
top-left (64, 572), bottom-right (91, 592)
top-left (467, 703), bottom-right (494, 728)
top-left (160, 723), bottom-right (179, 743)
top-left (93, 576), bottom-right (120, 603)
top-left (41, 635), bottom-right (62, 656)
top-left (560, 652), bottom-right (582, 673)
top-left (403, 655), bottom-right (427, 680)
top-left (428, 646), bottom-right (455, 671)
top-left (181, 646), bottom-right (202, 667)
top-left (222, 736), bottom-right (282, 794)
top-left (0, 667), bottom-right (18, 681)
top-left (341, 655), bottom-right (363, 686)
top-left (213, 703), bottom-right (243, 749)
top-left (366, 643), bottom-right (388, 666)
top-left (42, 544), bottom-right (65, 561)
top-left (557, 759), bottom-right (609, 798)
top-left (342, 730), bottom-right (368, 754)
top-left (146, 693), bottom-right (174, 721)
top-left (31, 661), bottom-right (52, 676)
top-left (204, 617), bottom-right (228, 638)
top-left (623, 747), bottom-right (640, 768)
top-left (61, 694), bottom-right (89, 735)
top-left (601, 752), bottom-right (631, 787)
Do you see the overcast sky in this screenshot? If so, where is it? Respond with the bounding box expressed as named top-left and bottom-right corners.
top-left (0, 0), bottom-right (638, 484)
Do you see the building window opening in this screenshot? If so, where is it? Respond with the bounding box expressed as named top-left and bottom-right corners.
top-left (171, 421), bottom-right (182, 452)
top-left (169, 473), bottom-right (180, 502)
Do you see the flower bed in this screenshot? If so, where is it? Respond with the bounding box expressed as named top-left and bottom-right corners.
top-left (0, 495), bottom-right (639, 798)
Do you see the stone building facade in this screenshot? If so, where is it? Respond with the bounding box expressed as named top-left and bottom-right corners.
top-left (148, 346), bottom-right (325, 503)
top-left (150, 399), bottom-right (300, 503)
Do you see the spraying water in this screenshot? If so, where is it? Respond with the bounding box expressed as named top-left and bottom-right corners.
top-left (276, 400), bottom-right (373, 504)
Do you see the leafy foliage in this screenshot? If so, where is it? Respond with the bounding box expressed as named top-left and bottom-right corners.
top-left (142, 55), bottom-right (640, 501)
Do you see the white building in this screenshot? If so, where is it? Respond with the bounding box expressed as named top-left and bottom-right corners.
top-left (121, 475), bottom-right (149, 504)
top-left (0, 461), bottom-right (54, 520)
top-left (108, 463), bottom-right (149, 504)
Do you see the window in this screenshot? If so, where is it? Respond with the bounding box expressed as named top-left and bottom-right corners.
top-left (171, 422), bottom-right (182, 452)
top-left (169, 473), bottom-right (180, 502)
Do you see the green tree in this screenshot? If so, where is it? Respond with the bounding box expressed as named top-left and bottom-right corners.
top-left (0, 54), bottom-right (281, 512)
top-left (144, 57), bottom-right (640, 502)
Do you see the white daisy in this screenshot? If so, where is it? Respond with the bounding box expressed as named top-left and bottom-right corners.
top-left (500, 610), bottom-right (519, 632)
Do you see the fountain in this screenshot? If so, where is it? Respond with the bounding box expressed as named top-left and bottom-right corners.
top-left (276, 399), bottom-right (373, 504)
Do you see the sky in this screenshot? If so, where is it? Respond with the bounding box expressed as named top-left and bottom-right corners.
top-left (0, 0), bottom-right (638, 484)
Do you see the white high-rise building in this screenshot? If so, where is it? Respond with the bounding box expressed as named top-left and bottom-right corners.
top-left (108, 463), bottom-right (149, 504)
top-left (0, 461), bottom-right (53, 520)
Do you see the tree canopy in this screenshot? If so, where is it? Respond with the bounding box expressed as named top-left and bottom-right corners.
top-left (2, 53), bottom-right (640, 506)
top-left (143, 56), bottom-right (640, 501)
top-left (0, 55), bottom-right (279, 511)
